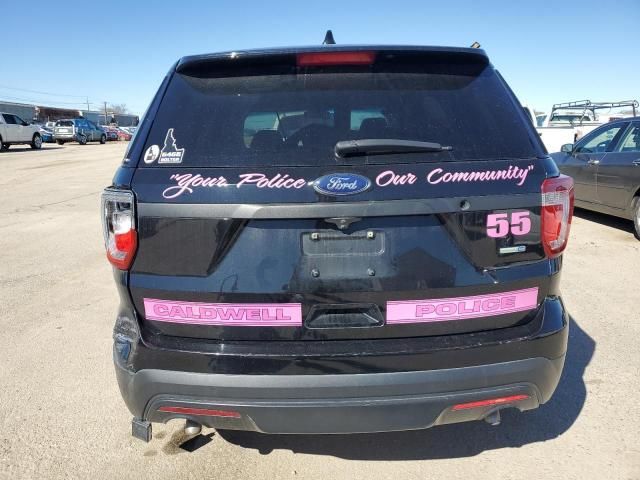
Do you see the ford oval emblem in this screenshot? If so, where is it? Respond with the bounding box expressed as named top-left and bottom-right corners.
top-left (313, 173), bottom-right (372, 196)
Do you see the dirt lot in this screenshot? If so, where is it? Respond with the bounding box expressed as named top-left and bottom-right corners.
top-left (0, 143), bottom-right (638, 480)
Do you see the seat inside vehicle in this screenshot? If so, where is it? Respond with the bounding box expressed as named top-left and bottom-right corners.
top-left (250, 130), bottom-right (283, 151)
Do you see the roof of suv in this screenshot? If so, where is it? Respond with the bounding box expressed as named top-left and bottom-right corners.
top-left (177, 44), bottom-right (489, 72)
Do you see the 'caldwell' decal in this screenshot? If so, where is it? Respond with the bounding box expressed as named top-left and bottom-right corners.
top-left (386, 287), bottom-right (538, 324)
top-left (143, 298), bottom-right (302, 326)
top-left (158, 129), bottom-right (185, 164)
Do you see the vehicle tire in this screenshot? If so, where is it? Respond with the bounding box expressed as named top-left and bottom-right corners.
top-left (31, 133), bottom-right (42, 150)
top-left (56, 140), bottom-right (65, 145)
top-left (100, 134), bottom-right (106, 144)
top-left (78, 134), bottom-right (88, 145)
top-left (632, 197), bottom-right (640, 240)
top-left (0, 136), bottom-right (6, 151)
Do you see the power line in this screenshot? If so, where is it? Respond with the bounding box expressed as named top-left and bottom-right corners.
top-left (0, 84), bottom-right (88, 98)
top-left (0, 94), bottom-right (91, 106)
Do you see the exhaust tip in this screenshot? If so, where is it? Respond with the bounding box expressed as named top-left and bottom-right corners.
top-left (484, 410), bottom-right (501, 426)
top-left (184, 419), bottom-right (202, 436)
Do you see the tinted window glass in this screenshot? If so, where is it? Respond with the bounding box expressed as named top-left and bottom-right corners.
top-left (550, 114), bottom-right (592, 123)
top-left (142, 67), bottom-right (537, 167)
top-left (351, 108), bottom-right (386, 130)
top-left (616, 125), bottom-right (640, 153)
top-left (56, 120), bottom-right (74, 127)
top-left (3, 114), bottom-right (17, 125)
top-left (576, 124), bottom-right (625, 153)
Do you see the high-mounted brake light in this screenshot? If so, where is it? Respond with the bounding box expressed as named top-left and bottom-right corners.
top-left (101, 189), bottom-right (137, 270)
top-left (541, 175), bottom-right (574, 258)
top-left (297, 51), bottom-right (376, 67)
top-left (452, 394), bottom-right (529, 411)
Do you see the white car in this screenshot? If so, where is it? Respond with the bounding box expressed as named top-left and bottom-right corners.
top-left (0, 112), bottom-right (43, 150)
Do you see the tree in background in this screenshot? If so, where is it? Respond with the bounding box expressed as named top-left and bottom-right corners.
top-left (109, 103), bottom-right (129, 114)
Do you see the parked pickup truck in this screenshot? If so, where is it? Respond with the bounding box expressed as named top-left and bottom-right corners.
top-left (0, 112), bottom-right (43, 150)
top-left (535, 100), bottom-right (638, 153)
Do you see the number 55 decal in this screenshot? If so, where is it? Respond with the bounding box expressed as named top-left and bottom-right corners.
top-left (487, 211), bottom-right (532, 238)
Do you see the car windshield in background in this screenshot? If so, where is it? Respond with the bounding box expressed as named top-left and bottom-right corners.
top-left (142, 68), bottom-right (538, 167)
top-left (56, 120), bottom-right (74, 127)
top-left (549, 115), bottom-right (591, 123)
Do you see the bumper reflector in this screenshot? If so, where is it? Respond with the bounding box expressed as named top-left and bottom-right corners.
top-left (158, 406), bottom-right (241, 418)
top-left (452, 394), bottom-right (529, 411)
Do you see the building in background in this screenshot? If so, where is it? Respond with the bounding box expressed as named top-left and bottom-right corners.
top-left (0, 101), bottom-right (139, 126)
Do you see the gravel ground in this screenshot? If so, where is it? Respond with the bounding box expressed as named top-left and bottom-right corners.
top-left (0, 143), bottom-right (638, 479)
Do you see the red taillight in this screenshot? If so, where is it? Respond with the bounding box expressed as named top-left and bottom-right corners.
top-left (101, 189), bottom-right (137, 270)
top-left (297, 51), bottom-right (376, 67)
top-left (541, 175), bottom-right (574, 258)
top-left (452, 394), bottom-right (529, 411)
top-left (158, 406), bottom-right (241, 418)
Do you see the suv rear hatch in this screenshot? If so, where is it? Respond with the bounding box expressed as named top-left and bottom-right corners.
top-left (54, 120), bottom-right (75, 137)
top-left (119, 47), bottom-right (569, 342)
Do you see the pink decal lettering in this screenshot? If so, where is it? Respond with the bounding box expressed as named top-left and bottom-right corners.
top-left (458, 300), bottom-right (481, 314)
top-left (435, 303), bottom-right (456, 315)
top-left (153, 304), bottom-right (169, 316)
top-left (200, 307), bottom-right (217, 319)
top-left (415, 304), bottom-right (436, 317)
top-left (217, 308), bottom-right (245, 321)
top-left (143, 299), bottom-right (302, 327)
top-left (163, 173), bottom-right (228, 199)
top-left (481, 298), bottom-right (501, 311)
top-left (501, 296), bottom-right (517, 309)
top-left (426, 165), bottom-right (533, 187)
top-left (487, 211), bottom-right (532, 238)
top-left (237, 173), bottom-right (306, 189)
top-left (387, 288), bottom-right (538, 324)
top-left (376, 170), bottom-right (417, 187)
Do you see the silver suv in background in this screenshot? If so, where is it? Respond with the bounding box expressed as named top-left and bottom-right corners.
top-left (0, 112), bottom-right (42, 150)
top-left (54, 118), bottom-right (107, 145)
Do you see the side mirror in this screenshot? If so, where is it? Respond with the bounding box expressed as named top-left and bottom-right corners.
top-left (22, 121), bottom-right (29, 126)
top-left (560, 143), bottom-right (574, 154)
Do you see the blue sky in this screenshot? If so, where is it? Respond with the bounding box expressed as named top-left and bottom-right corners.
top-left (3, 0), bottom-right (638, 115)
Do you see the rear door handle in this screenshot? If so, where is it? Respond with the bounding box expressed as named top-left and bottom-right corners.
top-left (633, 159), bottom-right (640, 166)
top-left (587, 159), bottom-right (600, 165)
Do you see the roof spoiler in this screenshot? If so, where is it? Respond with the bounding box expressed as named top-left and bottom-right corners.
top-left (176, 45), bottom-right (489, 75)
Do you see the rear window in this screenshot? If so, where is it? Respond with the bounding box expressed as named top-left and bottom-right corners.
top-left (56, 120), bottom-right (74, 127)
top-left (141, 62), bottom-right (538, 167)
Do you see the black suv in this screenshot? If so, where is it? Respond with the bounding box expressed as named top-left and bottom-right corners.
top-left (102, 44), bottom-right (574, 441)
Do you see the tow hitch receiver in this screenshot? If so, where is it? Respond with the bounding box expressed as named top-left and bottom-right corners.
top-left (132, 417), bottom-right (152, 442)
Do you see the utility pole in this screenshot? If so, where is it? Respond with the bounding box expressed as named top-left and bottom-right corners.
top-left (104, 102), bottom-right (108, 125)
top-left (86, 97), bottom-right (90, 113)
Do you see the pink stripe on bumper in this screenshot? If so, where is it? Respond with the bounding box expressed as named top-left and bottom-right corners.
top-left (143, 298), bottom-right (302, 327)
top-left (386, 287), bottom-right (539, 324)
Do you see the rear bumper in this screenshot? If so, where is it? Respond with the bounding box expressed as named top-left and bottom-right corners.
top-left (114, 296), bottom-right (569, 435)
top-left (116, 355), bottom-right (564, 435)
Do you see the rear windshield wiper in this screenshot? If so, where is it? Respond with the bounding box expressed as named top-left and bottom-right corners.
top-left (335, 139), bottom-right (453, 158)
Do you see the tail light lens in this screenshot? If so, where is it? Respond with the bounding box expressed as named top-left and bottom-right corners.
top-left (541, 175), bottom-right (574, 258)
top-left (101, 189), bottom-right (137, 270)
